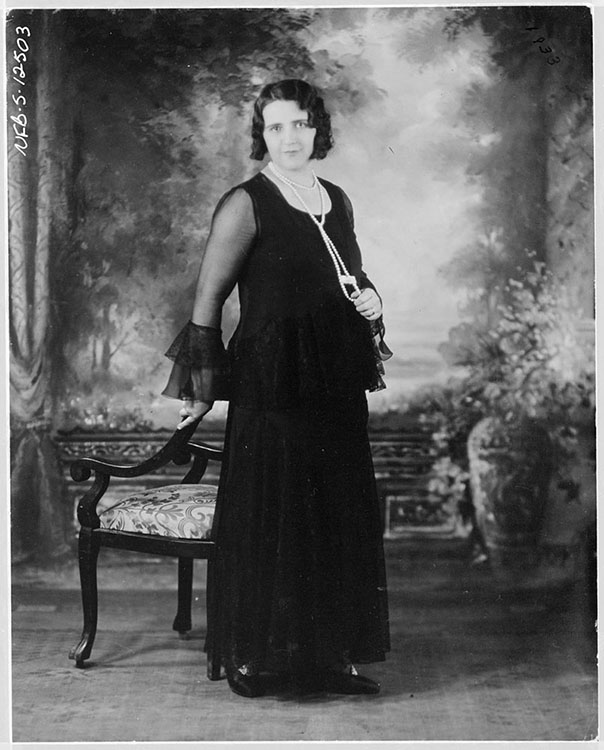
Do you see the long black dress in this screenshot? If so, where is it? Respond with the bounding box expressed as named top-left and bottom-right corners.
top-left (163, 172), bottom-right (391, 677)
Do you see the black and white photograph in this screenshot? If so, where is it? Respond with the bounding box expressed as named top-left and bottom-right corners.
top-left (4, 3), bottom-right (598, 744)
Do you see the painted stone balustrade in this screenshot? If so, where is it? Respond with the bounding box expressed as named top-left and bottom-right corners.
top-left (56, 428), bottom-right (444, 542)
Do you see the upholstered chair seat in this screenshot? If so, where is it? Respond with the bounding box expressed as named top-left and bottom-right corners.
top-left (99, 484), bottom-right (217, 539)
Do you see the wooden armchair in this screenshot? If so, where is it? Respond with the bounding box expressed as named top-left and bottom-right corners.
top-left (68, 418), bottom-right (223, 679)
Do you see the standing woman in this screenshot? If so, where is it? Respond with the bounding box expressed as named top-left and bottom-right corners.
top-left (162, 79), bottom-right (392, 698)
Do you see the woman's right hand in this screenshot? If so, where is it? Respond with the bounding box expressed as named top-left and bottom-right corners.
top-left (177, 399), bottom-right (213, 429)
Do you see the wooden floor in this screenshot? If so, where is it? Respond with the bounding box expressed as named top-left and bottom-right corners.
top-left (11, 539), bottom-right (598, 744)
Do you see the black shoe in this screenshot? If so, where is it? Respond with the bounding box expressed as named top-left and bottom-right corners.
top-left (322, 671), bottom-right (381, 695)
top-left (226, 669), bottom-right (266, 698)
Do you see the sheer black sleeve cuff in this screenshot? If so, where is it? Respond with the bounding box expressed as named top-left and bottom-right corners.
top-left (161, 321), bottom-right (230, 401)
top-left (369, 317), bottom-right (394, 363)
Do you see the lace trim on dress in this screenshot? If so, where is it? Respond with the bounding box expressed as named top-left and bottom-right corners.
top-left (369, 316), bottom-right (393, 378)
top-left (162, 320), bottom-right (230, 401)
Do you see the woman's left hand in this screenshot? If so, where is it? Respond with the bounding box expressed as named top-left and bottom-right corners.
top-left (352, 288), bottom-right (382, 320)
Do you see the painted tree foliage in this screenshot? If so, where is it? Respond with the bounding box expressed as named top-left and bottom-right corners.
top-left (436, 6), bottom-right (593, 369)
top-left (52, 9), bottom-right (384, 401)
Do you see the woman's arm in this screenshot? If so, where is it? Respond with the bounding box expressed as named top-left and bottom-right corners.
top-left (162, 187), bottom-right (257, 426)
top-left (339, 186), bottom-right (393, 361)
top-left (338, 187), bottom-right (383, 320)
top-left (189, 187), bottom-right (257, 329)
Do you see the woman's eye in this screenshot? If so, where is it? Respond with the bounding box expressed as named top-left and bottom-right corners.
top-left (268, 125), bottom-right (281, 132)
top-left (297, 122), bottom-right (309, 128)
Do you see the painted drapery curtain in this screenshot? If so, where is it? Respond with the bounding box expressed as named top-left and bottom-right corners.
top-left (9, 11), bottom-right (71, 562)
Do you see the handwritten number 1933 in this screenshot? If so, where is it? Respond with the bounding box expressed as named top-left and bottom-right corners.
top-left (526, 26), bottom-right (560, 65)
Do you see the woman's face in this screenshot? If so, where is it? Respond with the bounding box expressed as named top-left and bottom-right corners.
top-left (262, 99), bottom-right (316, 173)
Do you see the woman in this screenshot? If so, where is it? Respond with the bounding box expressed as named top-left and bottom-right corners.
top-left (163, 79), bottom-right (392, 698)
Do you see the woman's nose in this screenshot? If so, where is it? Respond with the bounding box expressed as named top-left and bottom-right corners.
top-left (283, 126), bottom-right (298, 144)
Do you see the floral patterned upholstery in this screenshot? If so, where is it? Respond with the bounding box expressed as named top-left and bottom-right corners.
top-left (99, 484), bottom-right (217, 539)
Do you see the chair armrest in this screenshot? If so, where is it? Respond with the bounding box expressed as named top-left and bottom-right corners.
top-left (70, 418), bottom-right (222, 527)
top-left (187, 441), bottom-right (224, 462)
top-left (70, 418), bottom-right (205, 482)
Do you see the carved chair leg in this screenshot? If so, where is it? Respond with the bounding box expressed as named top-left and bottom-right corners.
top-left (205, 557), bottom-right (222, 680)
top-left (173, 557), bottom-right (193, 638)
top-left (69, 527), bottom-right (101, 668)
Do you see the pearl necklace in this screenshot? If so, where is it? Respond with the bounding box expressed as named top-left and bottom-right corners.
top-left (268, 162), bottom-right (318, 191)
top-left (268, 161), bottom-right (360, 301)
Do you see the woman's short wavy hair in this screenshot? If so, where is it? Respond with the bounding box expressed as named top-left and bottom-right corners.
top-left (250, 79), bottom-right (334, 161)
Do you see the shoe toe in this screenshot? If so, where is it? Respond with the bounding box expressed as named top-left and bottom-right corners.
top-left (227, 671), bottom-right (266, 698)
top-left (323, 672), bottom-right (380, 695)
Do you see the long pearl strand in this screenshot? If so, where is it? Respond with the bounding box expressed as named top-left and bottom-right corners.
top-left (268, 161), bottom-right (360, 301)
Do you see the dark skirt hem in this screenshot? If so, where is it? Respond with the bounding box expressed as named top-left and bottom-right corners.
top-left (211, 399), bottom-right (390, 674)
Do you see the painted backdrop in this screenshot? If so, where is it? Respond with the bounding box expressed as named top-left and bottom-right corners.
top-left (7, 7), bottom-right (593, 560)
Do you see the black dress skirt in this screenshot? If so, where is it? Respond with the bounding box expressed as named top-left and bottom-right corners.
top-left (163, 172), bottom-right (391, 676)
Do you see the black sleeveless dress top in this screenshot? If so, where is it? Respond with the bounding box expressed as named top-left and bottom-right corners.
top-left (229, 173), bottom-right (383, 409)
top-left (163, 172), bottom-right (386, 409)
